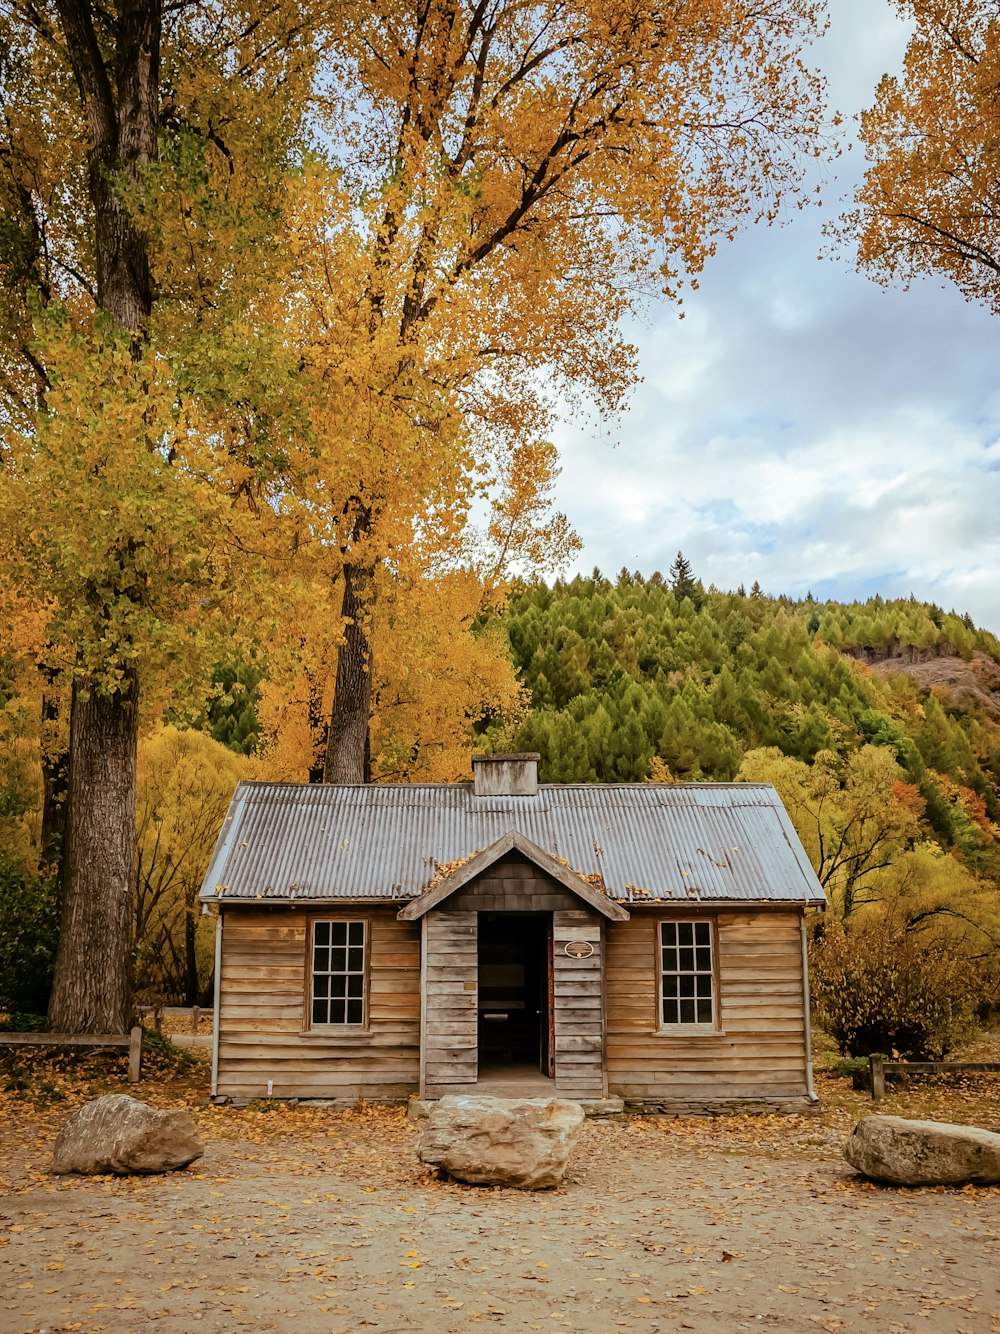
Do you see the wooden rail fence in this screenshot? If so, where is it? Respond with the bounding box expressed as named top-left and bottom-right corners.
top-left (869, 1054), bottom-right (1000, 1100)
top-left (137, 1005), bottom-right (204, 1034)
top-left (0, 1027), bottom-right (144, 1083)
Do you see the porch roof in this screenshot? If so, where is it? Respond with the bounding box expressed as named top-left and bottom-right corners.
top-left (396, 830), bottom-right (630, 921)
top-left (199, 780), bottom-right (825, 907)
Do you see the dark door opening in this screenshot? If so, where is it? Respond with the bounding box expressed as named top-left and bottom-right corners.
top-left (478, 914), bottom-right (550, 1075)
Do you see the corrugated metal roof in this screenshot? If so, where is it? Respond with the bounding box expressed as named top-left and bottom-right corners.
top-left (199, 781), bottom-right (825, 906)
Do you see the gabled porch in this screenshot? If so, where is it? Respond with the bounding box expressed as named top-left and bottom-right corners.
top-left (398, 832), bottom-right (628, 1102)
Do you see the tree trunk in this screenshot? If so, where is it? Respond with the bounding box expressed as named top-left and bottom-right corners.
top-left (46, 0), bottom-right (162, 1033)
top-left (56, 0), bottom-right (159, 334)
top-left (323, 562), bottom-right (374, 784)
top-left (47, 672), bottom-right (139, 1032)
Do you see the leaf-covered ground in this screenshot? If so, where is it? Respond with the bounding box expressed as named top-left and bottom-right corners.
top-left (1, 1039), bottom-right (999, 1333)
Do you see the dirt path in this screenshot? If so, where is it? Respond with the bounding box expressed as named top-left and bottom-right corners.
top-left (2, 1111), bottom-right (999, 1334)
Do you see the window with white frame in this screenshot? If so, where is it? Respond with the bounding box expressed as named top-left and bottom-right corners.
top-left (660, 920), bottom-right (714, 1026)
top-left (311, 920), bottom-right (366, 1026)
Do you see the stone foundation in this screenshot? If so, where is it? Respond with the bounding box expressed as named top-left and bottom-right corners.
top-left (622, 1097), bottom-right (818, 1117)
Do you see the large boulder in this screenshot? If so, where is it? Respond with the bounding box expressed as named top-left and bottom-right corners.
top-left (52, 1094), bottom-right (205, 1176)
top-left (844, 1114), bottom-right (1000, 1187)
top-left (416, 1095), bottom-right (584, 1189)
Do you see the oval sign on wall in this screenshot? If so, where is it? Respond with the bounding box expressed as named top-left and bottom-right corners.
top-left (564, 940), bottom-right (594, 960)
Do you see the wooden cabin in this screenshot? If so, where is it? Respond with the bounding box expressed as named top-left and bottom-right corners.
top-left (199, 754), bottom-right (826, 1111)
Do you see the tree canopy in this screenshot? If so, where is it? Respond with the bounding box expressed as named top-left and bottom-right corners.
top-left (846, 0), bottom-right (1000, 308)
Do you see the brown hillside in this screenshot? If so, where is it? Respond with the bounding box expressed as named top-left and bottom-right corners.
top-left (865, 649), bottom-right (1000, 723)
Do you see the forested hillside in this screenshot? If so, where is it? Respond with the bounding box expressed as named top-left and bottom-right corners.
top-left (506, 570), bottom-right (1000, 824)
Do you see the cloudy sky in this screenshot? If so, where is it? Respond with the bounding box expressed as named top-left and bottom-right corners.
top-left (552, 0), bottom-right (1000, 633)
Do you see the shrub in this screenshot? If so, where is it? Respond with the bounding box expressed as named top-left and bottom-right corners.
top-left (0, 859), bottom-right (59, 1015)
top-left (810, 916), bottom-right (982, 1059)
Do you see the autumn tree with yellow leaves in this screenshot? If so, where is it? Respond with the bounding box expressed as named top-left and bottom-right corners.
top-left (304, 0), bottom-right (833, 783)
top-left (846, 0), bottom-right (1000, 308)
top-left (134, 726), bottom-right (248, 1005)
top-left (0, 0), bottom-right (318, 1031)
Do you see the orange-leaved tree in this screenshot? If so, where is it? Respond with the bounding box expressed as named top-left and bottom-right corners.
top-left (845, 1), bottom-right (1000, 308)
top-left (293, 0), bottom-right (832, 783)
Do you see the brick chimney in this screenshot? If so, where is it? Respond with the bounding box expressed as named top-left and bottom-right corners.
top-left (472, 752), bottom-right (540, 797)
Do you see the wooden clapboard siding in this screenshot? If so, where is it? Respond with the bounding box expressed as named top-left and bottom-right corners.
top-left (216, 907), bottom-right (420, 1100)
top-left (422, 909), bottom-right (477, 1098)
top-left (605, 908), bottom-right (809, 1102)
top-left (552, 909), bottom-right (605, 1098)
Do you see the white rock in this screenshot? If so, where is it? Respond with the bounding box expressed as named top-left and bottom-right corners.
top-left (416, 1095), bottom-right (584, 1189)
top-left (52, 1094), bottom-right (204, 1175)
top-left (844, 1114), bottom-right (1000, 1186)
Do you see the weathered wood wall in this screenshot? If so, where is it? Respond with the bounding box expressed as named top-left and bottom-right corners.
top-left (605, 908), bottom-right (809, 1106)
top-left (553, 909), bottom-right (605, 1099)
top-left (217, 877), bottom-right (810, 1108)
top-left (422, 852), bottom-right (606, 1099)
top-left (216, 906), bottom-right (420, 1100)
top-left (422, 910), bottom-right (477, 1099)
top-left (445, 851), bottom-right (590, 915)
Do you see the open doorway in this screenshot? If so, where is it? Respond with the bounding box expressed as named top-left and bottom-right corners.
top-left (477, 914), bottom-right (552, 1079)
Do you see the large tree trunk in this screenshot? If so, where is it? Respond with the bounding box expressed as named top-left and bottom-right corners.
top-left (56, 0), bottom-right (159, 334)
top-left (46, 0), bottom-right (161, 1033)
top-left (47, 672), bottom-right (139, 1032)
top-left (323, 563), bottom-right (374, 784)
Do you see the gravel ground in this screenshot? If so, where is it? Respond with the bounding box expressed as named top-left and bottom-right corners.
top-left (2, 1104), bottom-right (999, 1334)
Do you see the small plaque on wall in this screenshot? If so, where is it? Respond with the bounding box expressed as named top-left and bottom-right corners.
top-left (563, 940), bottom-right (594, 960)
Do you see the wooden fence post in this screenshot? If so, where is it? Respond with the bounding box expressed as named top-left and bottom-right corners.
top-left (192, 1006), bottom-right (201, 1034)
top-left (869, 1054), bottom-right (885, 1101)
top-left (128, 1026), bottom-right (143, 1084)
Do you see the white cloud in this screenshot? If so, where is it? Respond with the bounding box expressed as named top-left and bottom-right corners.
top-left (551, 1), bottom-right (1000, 631)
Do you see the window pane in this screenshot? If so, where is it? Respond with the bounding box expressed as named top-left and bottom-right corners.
top-left (311, 920), bottom-right (366, 1025)
top-left (661, 919), bottom-right (713, 1026)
